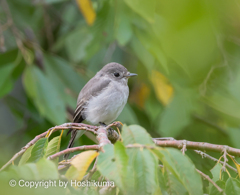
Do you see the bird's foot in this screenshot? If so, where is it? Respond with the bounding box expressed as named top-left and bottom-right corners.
top-left (106, 121), bottom-right (123, 142)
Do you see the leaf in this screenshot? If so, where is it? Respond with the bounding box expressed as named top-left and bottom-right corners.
top-left (124, 0), bottom-right (156, 23)
top-left (5, 164), bottom-right (39, 180)
top-left (113, 142), bottom-right (129, 191)
top-left (18, 145), bottom-right (33, 166)
top-left (151, 147), bottom-right (203, 195)
top-left (164, 169), bottom-right (188, 195)
top-left (225, 178), bottom-right (240, 195)
top-left (0, 77), bottom-right (14, 98)
top-left (45, 0), bottom-right (67, 3)
top-left (45, 135), bottom-right (62, 158)
top-left (154, 2), bottom-right (218, 80)
top-left (122, 124), bottom-right (154, 146)
top-left (209, 180), bottom-right (225, 195)
top-left (130, 37), bottom-right (155, 72)
top-left (135, 29), bottom-right (168, 73)
top-left (228, 155), bottom-right (240, 178)
top-left (115, 5), bottom-right (133, 46)
top-left (36, 158), bottom-right (59, 180)
top-left (150, 70), bottom-right (173, 105)
top-left (210, 163), bottom-right (222, 183)
top-left (97, 144), bottom-right (137, 194)
top-left (131, 148), bottom-right (159, 195)
top-left (158, 90), bottom-right (198, 137)
top-left (65, 150), bottom-right (98, 181)
top-left (209, 164), bottom-right (223, 195)
top-left (27, 138), bottom-right (48, 163)
top-left (229, 128), bottom-right (240, 148)
top-left (117, 104), bottom-right (139, 124)
top-left (44, 55), bottom-right (86, 93)
top-left (0, 63), bottom-right (15, 92)
top-left (205, 95), bottom-right (240, 120)
top-left (64, 27), bottom-right (93, 63)
top-left (76, 0), bottom-right (96, 25)
top-left (23, 66), bottom-right (66, 124)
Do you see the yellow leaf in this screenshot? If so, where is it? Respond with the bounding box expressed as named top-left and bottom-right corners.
top-left (150, 70), bottom-right (173, 105)
top-left (76, 0), bottom-right (96, 26)
top-left (228, 154), bottom-right (240, 178)
top-left (130, 82), bottom-right (150, 108)
top-left (66, 150), bottom-right (99, 181)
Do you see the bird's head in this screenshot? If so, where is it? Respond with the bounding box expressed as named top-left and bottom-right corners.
top-left (98, 62), bottom-right (137, 84)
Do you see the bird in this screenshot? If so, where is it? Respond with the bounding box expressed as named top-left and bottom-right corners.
top-left (64, 62), bottom-right (137, 159)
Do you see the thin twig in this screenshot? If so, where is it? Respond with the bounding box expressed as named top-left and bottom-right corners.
top-left (83, 157), bottom-right (98, 180)
top-left (194, 150), bottom-right (237, 173)
top-left (181, 140), bottom-right (187, 155)
top-left (196, 169), bottom-right (224, 194)
top-left (222, 146), bottom-right (229, 172)
top-left (48, 145), bottom-right (100, 160)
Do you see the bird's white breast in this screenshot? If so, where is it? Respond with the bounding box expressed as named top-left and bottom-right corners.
top-left (84, 80), bottom-right (129, 125)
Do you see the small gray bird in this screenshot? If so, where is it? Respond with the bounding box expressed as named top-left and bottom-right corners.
top-left (64, 62), bottom-right (137, 159)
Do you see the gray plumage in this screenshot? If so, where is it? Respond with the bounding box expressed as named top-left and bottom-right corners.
top-left (64, 62), bottom-right (136, 159)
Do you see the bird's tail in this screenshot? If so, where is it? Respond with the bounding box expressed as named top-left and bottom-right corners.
top-left (63, 129), bottom-right (77, 159)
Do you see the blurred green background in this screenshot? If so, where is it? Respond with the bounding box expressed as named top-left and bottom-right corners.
top-left (1, 0), bottom-right (240, 173)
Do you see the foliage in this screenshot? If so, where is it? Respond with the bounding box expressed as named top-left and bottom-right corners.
top-left (1, 125), bottom-right (239, 195)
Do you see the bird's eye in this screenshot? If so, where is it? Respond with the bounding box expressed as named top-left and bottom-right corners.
top-left (114, 72), bottom-right (120, 77)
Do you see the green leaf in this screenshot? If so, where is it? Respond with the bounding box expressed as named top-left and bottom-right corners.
top-left (158, 90), bottom-right (198, 137)
top-left (135, 29), bottom-right (168, 73)
top-left (44, 55), bottom-right (86, 93)
top-left (164, 169), bottom-right (188, 195)
top-left (5, 164), bottom-right (40, 180)
top-left (229, 128), bottom-right (240, 148)
top-left (205, 94), bottom-right (240, 123)
top-left (97, 144), bottom-right (135, 194)
top-left (209, 180), bottom-right (225, 195)
top-left (0, 77), bottom-right (14, 98)
top-left (124, 0), bottom-right (156, 23)
top-left (18, 145), bottom-right (33, 166)
top-left (0, 63), bottom-right (16, 97)
top-left (154, 1), bottom-right (217, 80)
top-left (23, 66), bottom-right (66, 124)
top-left (45, 0), bottom-right (67, 4)
top-left (65, 27), bottom-right (93, 63)
top-left (115, 5), bottom-right (132, 46)
top-left (117, 104), bottom-right (139, 124)
top-left (225, 178), bottom-right (240, 195)
top-left (36, 158), bottom-right (59, 180)
top-left (151, 147), bottom-right (203, 195)
top-left (27, 138), bottom-right (48, 163)
top-left (130, 37), bottom-right (155, 72)
top-left (211, 163), bottom-right (222, 183)
top-left (122, 124), bottom-right (154, 146)
top-left (157, 168), bottom-right (168, 195)
top-left (114, 141), bottom-right (129, 190)
top-left (45, 136), bottom-right (61, 158)
top-left (131, 148), bottom-right (159, 195)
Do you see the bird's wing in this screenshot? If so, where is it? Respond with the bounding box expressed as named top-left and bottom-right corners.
top-left (73, 75), bottom-right (111, 123)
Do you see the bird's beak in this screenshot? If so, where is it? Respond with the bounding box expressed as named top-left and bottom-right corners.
top-left (125, 72), bottom-right (137, 78)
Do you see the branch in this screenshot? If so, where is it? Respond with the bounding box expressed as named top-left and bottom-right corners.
top-left (196, 169), bottom-right (225, 195)
top-left (0, 123), bottom-right (100, 171)
top-left (154, 139), bottom-right (240, 156)
top-left (0, 122), bottom-right (120, 171)
top-left (194, 150), bottom-right (237, 173)
top-left (97, 127), bottom-right (112, 148)
top-left (48, 145), bottom-right (100, 160)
